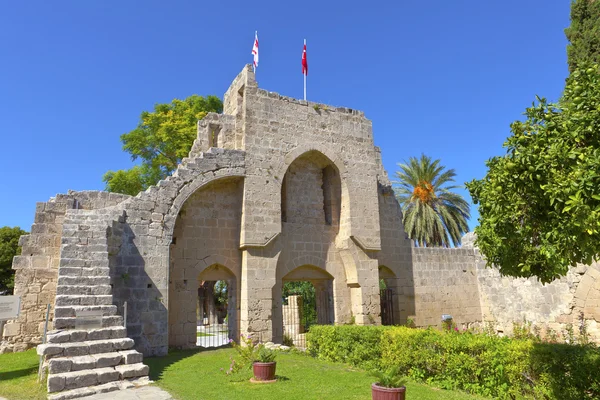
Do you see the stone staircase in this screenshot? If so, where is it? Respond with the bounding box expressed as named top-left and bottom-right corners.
top-left (37, 211), bottom-right (149, 400)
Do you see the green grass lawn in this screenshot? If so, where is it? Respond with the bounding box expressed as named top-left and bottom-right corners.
top-left (0, 347), bottom-right (486, 400)
top-left (145, 348), bottom-right (487, 400)
top-left (0, 350), bottom-right (47, 400)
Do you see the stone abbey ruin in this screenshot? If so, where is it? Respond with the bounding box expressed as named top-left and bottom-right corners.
top-left (2, 65), bottom-right (600, 396)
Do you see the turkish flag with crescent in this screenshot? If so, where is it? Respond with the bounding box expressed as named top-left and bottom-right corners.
top-left (302, 42), bottom-right (308, 76)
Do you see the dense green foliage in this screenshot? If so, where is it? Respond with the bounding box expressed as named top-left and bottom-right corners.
top-left (103, 95), bottom-right (222, 195)
top-left (565, 0), bottom-right (600, 72)
top-left (0, 226), bottom-right (27, 294)
top-left (394, 154), bottom-right (470, 247)
top-left (307, 325), bottom-right (389, 369)
top-left (307, 325), bottom-right (600, 400)
top-left (466, 65), bottom-right (600, 282)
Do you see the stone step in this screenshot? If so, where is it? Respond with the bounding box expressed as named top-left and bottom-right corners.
top-left (55, 305), bottom-right (117, 318)
top-left (60, 258), bottom-right (109, 268)
top-left (54, 315), bottom-right (122, 330)
top-left (38, 338), bottom-right (135, 358)
top-left (58, 267), bottom-right (110, 277)
top-left (47, 363), bottom-right (149, 393)
top-left (61, 244), bottom-right (108, 253)
top-left (57, 275), bottom-right (111, 287)
top-left (57, 285), bottom-right (112, 296)
top-left (48, 349), bottom-right (144, 374)
top-left (47, 327), bottom-right (127, 344)
top-left (47, 377), bottom-right (149, 400)
top-left (55, 295), bottom-right (113, 306)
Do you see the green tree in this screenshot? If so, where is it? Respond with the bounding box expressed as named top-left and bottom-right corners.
top-left (565, 0), bottom-right (600, 73)
top-left (394, 155), bottom-right (470, 247)
top-left (466, 64), bottom-right (600, 283)
top-left (0, 226), bottom-right (27, 294)
top-left (103, 95), bottom-right (223, 195)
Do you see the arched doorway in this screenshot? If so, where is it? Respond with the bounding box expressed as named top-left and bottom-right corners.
top-left (168, 177), bottom-right (243, 349)
top-left (280, 265), bottom-right (334, 347)
top-left (379, 266), bottom-right (396, 326)
top-left (196, 264), bottom-right (237, 348)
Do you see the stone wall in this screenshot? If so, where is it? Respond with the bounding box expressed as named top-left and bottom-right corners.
top-left (410, 248), bottom-right (483, 328)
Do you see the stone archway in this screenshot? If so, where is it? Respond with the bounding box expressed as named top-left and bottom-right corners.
top-left (167, 176), bottom-right (243, 349)
top-left (278, 265), bottom-right (335, 347)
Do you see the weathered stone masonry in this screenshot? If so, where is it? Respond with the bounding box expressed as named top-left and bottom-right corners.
top-left (4, 64), bottom-right (600, 375)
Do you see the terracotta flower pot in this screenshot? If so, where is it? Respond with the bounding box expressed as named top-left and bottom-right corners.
top-left (371, 383), bottom-right (406, 400)
top-left (253, 361), bottom-right (277, 381)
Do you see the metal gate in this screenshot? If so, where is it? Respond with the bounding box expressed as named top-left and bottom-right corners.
top-left (196, 282), bottom-right (231, 348)
top-left (380, 288), bottom-right (394, 326)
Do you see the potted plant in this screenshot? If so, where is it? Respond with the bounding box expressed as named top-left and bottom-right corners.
top-left (371, 366), bottom-right (406, 400)
top-left (251, 345), bottom-right (277, 382)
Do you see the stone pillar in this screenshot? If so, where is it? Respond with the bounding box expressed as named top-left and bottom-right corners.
top-left (240, 248), bottom-right (278, 343)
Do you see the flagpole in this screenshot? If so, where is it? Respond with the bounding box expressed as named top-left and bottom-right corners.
top-left (303, 39), bottom-right (306, 101)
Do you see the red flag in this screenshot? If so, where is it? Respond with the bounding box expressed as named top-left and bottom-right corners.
top-left (302, 42), bottom-right (308, 76)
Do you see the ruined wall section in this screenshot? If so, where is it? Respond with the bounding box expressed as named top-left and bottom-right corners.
top-left (168, 177), bottom-right (243, 348)
top-left (376, 183), bottom-right (414, 324)
top-left (411, 248), bottom-right (483, 328)
top-left (2, 192), bottom-right (131, 353)
top-left (235, 66), bottom-right (381, 250)
top-left (108, 148), bottom-right (246, 355)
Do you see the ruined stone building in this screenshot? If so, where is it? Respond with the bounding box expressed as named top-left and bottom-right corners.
top-left (2, 65), bottom-right (600, 397)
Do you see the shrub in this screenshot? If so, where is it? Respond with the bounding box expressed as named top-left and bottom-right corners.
top-left (307, 325), bottom-right (389, 369)
top-left (381, 327), bottom-right (600, 399)
top-left (307, 325), bottom-right (600, 399)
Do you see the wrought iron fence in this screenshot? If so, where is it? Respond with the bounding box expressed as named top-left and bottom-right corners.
top-left (380, 288), bottom-right (394, 326)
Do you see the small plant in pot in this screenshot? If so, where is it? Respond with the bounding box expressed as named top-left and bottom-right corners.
top-left (371, 366), bottom-right (406, 400)
top-left (223, 335), bottom-right (278, 383)
top-left (252, 345), bottom-right (277, 382)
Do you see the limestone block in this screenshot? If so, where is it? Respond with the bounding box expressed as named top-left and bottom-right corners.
top-left (64, 370), bottom-right (99, 390)
top-left (87, 340), bottom-right (113, 354)
top-left (37, 343), bottom-right (64, 356)
top-left (93, 353), bottom-right (122, 368)
top-left (62, 343), bottom-right (89, 357)
top-left (47, 374), bottom-right (66, 393)
top-left (115, 363), bottom-right (149, 378)
top-left (70, 355), bottom-right (96, 371)
top-left (96, 367), bottom-right (120, 384)
top-left (48, 359), bottom-right (72, 374)
top-left (2, 322), bottom-right (21, 337)
top-left (112, 338), bottom-right (135, 350)
top-left (47, 331), bottom-right (71, 344)
top-left (119, 350), bottom-right (143, 364)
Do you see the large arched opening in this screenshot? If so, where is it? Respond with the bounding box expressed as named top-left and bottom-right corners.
top-left (167, 176), bottom-right (243, 349)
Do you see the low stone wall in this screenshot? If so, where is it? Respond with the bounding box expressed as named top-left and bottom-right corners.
top-left (410, 248), bottom-right (483, 328)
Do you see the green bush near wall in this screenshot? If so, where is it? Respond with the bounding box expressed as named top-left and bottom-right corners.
top-left (307, 325), bottom-right (600, 400)
top-left (307, 325), bottom-right (390, 369)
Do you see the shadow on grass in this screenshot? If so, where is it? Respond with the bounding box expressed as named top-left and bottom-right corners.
top-left (0, 366), bottom-right (38, 381)
top-left (145, 344), bottom-right (231, 381)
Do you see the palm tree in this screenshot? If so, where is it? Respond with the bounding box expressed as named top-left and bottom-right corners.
top-left (394, 154), bottom-right (470, 247)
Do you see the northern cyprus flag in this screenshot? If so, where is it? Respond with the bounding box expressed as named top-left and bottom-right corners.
top-left (252, 32), bottom-right (259, 70)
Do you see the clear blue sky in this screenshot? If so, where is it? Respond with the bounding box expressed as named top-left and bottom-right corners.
top-left (0, 0), bottom-right (570, 233)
